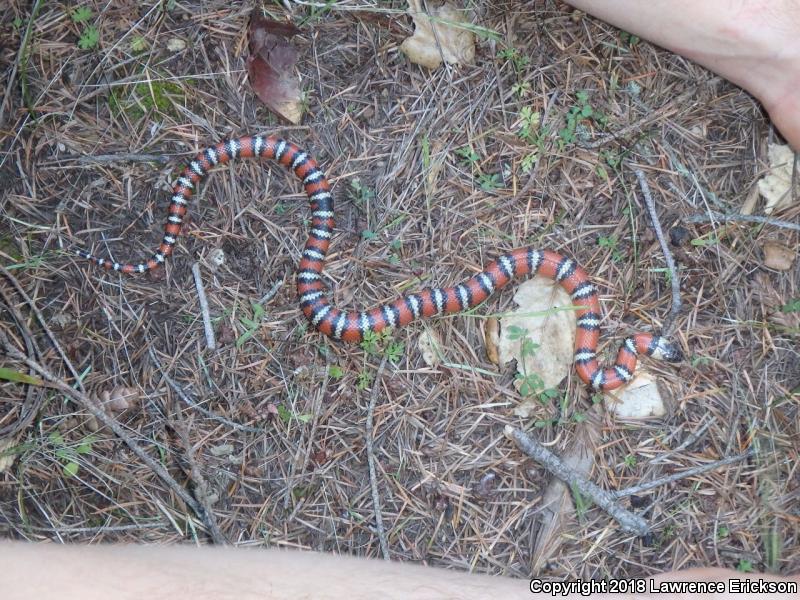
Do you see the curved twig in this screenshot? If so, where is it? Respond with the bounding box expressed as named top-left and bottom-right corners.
top-left (506, 426), bottom-right (650, 536)
top-left (685, 211), bottom-right (800, 232)
top-left (365, 356), bottom-right (390, 559)
top-left (632, 167), bottom-right (682, 334)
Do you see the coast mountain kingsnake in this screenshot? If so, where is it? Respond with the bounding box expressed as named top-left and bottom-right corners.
top-left (74, 135), bottom-right (683, 392)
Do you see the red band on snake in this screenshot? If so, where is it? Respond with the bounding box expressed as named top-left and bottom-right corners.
top-left (74, 135), bottom-right (683, 392)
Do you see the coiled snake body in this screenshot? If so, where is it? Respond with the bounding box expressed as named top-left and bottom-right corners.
top-left (75, 135), bottom-right (682, 392)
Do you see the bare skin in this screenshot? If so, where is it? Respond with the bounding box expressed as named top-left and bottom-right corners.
top-left (563, 0), bottom-right (800, 149)
top-left (2, 542), bottom-right (799, 600)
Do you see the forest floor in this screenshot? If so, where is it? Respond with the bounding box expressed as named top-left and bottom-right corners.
top-left (0, 0), bottom-right (797, 581)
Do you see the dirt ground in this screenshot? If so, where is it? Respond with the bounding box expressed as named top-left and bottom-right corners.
top-left (1, 0), bottom-right (798, 582)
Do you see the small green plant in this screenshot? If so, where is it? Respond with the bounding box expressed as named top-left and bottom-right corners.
top-left (328, 365), bottom-right (345, 380)
top-left (277, 405), bottom-right (312, 424)
top-left (781, 298), bottom-right (800, 313)
top-left (236, 301), bottom-right (266, 347)
top-left (623, 454), bottom-right (637, 468)
top-left (516, 106), bottom-right (547, 172)
top-left (477, 172), bottom-right (502, 192)
top-left (690, 234), bottom-right (720, 247)
top-left (78, 25), bottom-right (100, 50)
top-left (517, 106), bottom-right (541, 143)
top-left (356, 369), bottom-right (373, 390)
top-left (558, 90), bottom-right (607, 149)
top-left (498, 47), bottom-right (531, 98)
top-left (597, 148), bottom-right (622, 179)
top-left (511, 81), bottom-right (531, 97)
top-left (384, 340), bottom-right (405, 363)
top-left (130, 36), bottom-right (147, 53)
top-left (716, 525), bottom-right (730, 539)
top-left (619, 30), bottom-right (640, 47)
top-left (520, 153), bottom-right (537, 174)
top-left (690, 355), bottom-right (713, 368)
top-left (294, 320), bottom-right (308, 339)
top-left (110, 79), bottom-right (189, 119)
top-left (455, 146), bottom-right (503, 193)
top-left (359, 329), bottom-right (404, 364)
top-left (455, 146), bottom-right (480, 166)
top-left (388, 239), bottom-right (402, 265)
top-left (71, 7), bottom-right (99, 50)
top-left (48, 432), bottom-right (95, 478)
top-left (359, 329), bottom-right (386, 356)
top-left (506, 325), bottom-right (560, 403)
top-left (13, 16), bottom-right (23, 30)
top-left (597, 235), bottom-right (623, 262)
top-left (350, 177), bottom-right (374, 206)
top-left (70, 7), bottom-right (93, 23)
top-left (736, 559), bottom-right (754, 573)
top-left (497, 47), bottom-right (530, 71)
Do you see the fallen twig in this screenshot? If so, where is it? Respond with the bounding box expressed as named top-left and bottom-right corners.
top-left (191, 262), bottom-right (216, 351)
top-left (649, 416), bottom-right (716, 464)
top-left (0, 332), bottom-right (209, 528)
top-left (0, 286), bottom-right (44, 437)
top-left (632, 168), bottom-right (682, 334)
top-left (506, 426), bottom-right (650, 536)
top-left (580, 81), bottom-right (716, 150)
top-left (0, 0), bottom-right (44, 127)
top-left (365, 357), bottom-right (390, 559)
top-left (614, 449), bottom-right (755, 499)
top-left (171, 413), bottom-right (229, 545)
top-left (259, 279), bottom-right (284, 305)
top-left (685, 211), bottom-right (800, 233)
top-left (147, 346), bottom-right (263, 434)
top-left (1, 265), bottom-right (84, 391)
top-left (76, 153), bottom-right (171, 165)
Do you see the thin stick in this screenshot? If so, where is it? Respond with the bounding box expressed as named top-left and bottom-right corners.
top-left (614, 449), bottom-right (755, 499)
top-left (580, 81), bottom-right (716, 150)
top-left (148, 347), bottom-right (262, 434)
top-left (170, 414), bottom-right (229, 545)
top-left (685, 211), bottom-right (800, 232)
top-left (649, 416), bottom-right (716, 464)
top-left (0, 0), bottom-right (44, 126)
top-left (0, 265), bottom-right (85, 391)
top-left (0, 333), bottom-right (207, 523)
top-left (76, 153), bottom-right (171, 165)
top-left (258, 279), bottom-right (284, 305)
top-left (517, 90), bottom-right (560, 199)
top-left (191, 263), bottom-right (216, 351)
top-left (632, 168), bottom-right (682, 334)
top-left (505, 426), bottom-right (650, 536)
top-left (365, 357), bottom-right (390, 559)
top-left (0, 288), bottom-right (44, 437)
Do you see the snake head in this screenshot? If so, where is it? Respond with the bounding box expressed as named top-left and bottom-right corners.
top-left (649, 336), bottom-right (683, 363)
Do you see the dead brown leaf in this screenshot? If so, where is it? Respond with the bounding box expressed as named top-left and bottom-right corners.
top-left (531, 407), bottom-right (601, 571)
top-left (603, 372), bottom-right (668, 420)
top-left (484, 317), bottom-right (500, 365)
top-left (247, 14), bottom-right (303, 124)
top-left (497, 278), bottom-right (575, 417)
top-left (417, 330), bottom-right (443, 366)
top-left (762, 241), bottom-right (796, 271)
top-left (758, 143), bottom-right (798, 214)
top-left (86, 386), bottom-right (141, 431)
top-left (400, 0), bottom-right (476, 69)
